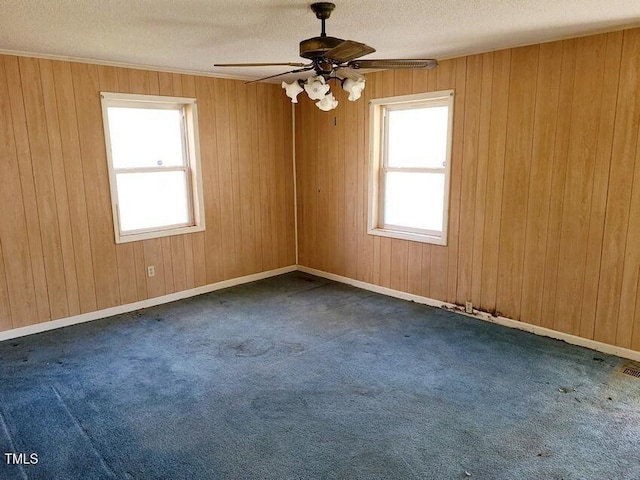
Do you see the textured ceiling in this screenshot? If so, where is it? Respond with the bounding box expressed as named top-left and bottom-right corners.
top-left (1, 0), bottom-right (640, 82)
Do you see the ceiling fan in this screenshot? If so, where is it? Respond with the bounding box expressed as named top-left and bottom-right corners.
top-left (214, 2), bottom-right (438, 111)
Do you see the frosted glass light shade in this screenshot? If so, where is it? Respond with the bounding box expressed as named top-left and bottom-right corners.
top-left (316, 92), bottom-right (338, 111)
top-left (342, 77), bottom-right (366, 101)
top-left (304, 75), bottom-right (330, 100)
top-left (281, 80), bottom-right (303, 103)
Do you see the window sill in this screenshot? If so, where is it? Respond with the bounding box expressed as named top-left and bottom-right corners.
top-left (367, 227), bottom-right (447, 246)
top-left (116, 224), bottom-right (205, 244)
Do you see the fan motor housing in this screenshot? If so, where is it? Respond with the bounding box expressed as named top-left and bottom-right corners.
top-left (300, 36), bottom-right (343, 59)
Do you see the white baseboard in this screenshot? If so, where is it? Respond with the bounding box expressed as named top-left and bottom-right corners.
top-left (298, 266), bottom-right (640, 363)
top-left (0, 265), bottom-right (297, 342)
top-left (3, 263), bottom-right (639, 363)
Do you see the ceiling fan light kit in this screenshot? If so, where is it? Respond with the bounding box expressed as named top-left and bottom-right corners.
top-left (215, 2), bottom-right (439, 112)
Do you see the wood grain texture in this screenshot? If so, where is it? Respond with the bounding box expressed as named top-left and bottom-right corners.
top-left (0, 56), bottom-right (39, 327)
top-left (579, 32), bottom-right (623, 340)
top-left (594, 29), bottom-right (640, 345)
top-left (496, 45), bottom-right (538, 321)
top-left (4, 56), bottom-right (51, 324)
top-left (295, 28), bottom-right (640, 353)
top-left (520, 42), bottom-right (562, 326)
top-left (0, 242), bottom-right (11, 330)
top-left (0, 54), bottom-right (295, 333)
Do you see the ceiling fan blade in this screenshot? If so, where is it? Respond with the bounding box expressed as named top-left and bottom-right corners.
top-left (324, 40), bottom-right (376, 63)
top-left (347, 59), bottom-right (438, 70)
top-left (215, 62), bottom-right (309, 67)
top-left (244, 66), bottom-right (315, 85)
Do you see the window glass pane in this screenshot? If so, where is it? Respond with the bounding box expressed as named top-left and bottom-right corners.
top-left (116, 171), bottom-right (190, 232)
top-left (387, 106), bottom-right (449, 169)
top-left (383, 171), bottom-right (444, 233)
top-left (108, 107), bottom-right (185, 169)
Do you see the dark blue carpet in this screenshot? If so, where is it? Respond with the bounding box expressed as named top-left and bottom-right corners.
top-left (0, 272), bottom-right (638, 479)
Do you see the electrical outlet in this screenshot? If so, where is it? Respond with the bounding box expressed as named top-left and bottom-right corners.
top-left (465, 301), bottom-right (473, 314)
top-left (147, 266), bottom-right (155, 278)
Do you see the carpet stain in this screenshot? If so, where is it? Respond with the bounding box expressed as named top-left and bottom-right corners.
top-left (279, 342), bottom-right (306, 355)
top-left (219, 338), bottom-right (274, 357)
top-left (218, 338), bottom-right (305, 357)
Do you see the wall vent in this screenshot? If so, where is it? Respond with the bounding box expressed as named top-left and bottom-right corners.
top-left (621, 366), bottom-right (640, 379)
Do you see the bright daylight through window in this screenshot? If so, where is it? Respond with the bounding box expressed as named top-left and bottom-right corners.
top-left (369, 90), bottom-right (454, 245)
top-left (101, 93), bottom-right (205, 243)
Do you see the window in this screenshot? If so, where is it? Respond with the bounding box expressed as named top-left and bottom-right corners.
top-left (101, 92), bottom-right (205, 243)
top-left (368, 90), bottom-right (454, 245)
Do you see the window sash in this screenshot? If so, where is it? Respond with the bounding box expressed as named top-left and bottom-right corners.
top-left (368, 89), bottom-right (454, 246)
top-left (114, 169), bottom-right (195, 236)
top-left (101, 92), bottom-right (205, 244)
top-left (378, 170), bottom-right (446, 235)
top-left (107, 104), bottom-right (189, 170)
top-left (379, 101), bottom-right (449, 236)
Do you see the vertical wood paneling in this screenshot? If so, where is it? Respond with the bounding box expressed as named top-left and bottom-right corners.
top-left (39, 59), bottom-right (81, 317)
top-left (283, 97), bottom-right (296, 267)
top-left (4, 56), bottom-right (51, 323)
top-left (579, 31), bottom-right (623, 340)
top-left (539, 40), bottom-right (577, 329)
top-left (470, 52), bottom-right (494, 307)
top-left (0, 57), bottom-right (38, 327)
top-left (228, 80), bottom-right (244, 277)
top-left (19, 57), bottom-right (69, 319)
top-left (213, 79), bottom-right (237, 279)
top-left (594, 29), bottom-right (640, 345)
top-left (296, 28), bottom-right (640, 354)
top-left (446, 57), bottom-right (467, 303)
top-left (195, 75), bottom-right (224, 284)
top-left (0, 55), bottom-right (294, 333)
top-left (343, 91), bottom-right (358, 280)
top-left (496, 45), bottom-right (538, 320)
top-left (480, 49), bottom-right (510, 314)
top-left (235, 81), bottom-right (257, 276)
top-left (161, 238), bottom-right (175, 294)
top-left (612, 32), bottom-right (640, 348)
top-left (554, 35), bottom-right (607, 335)
top-left (258, 83), bottom-right (277, 272)
top-left (0, 243), bottom-right (11, 330)
top-left (520, 42), bottom-right (562, 326)
top-left (332, 91), bottom-right (346, 276)
top-left (52, 61), bottom-right (97, 313)
top-left (457, 54), bottom-right (482, 305)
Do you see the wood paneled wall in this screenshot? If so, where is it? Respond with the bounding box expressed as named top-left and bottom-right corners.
top-left (0, 55), bottom-right (296, 332)
top-left (296, 28), bottom-right (640, 352)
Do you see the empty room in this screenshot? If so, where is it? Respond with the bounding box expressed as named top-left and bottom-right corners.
top-left (1, 1), bottom-right (640, 478)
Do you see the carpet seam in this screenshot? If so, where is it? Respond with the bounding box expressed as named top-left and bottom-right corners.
top-left (0, 407), bottom-right (28, 480)
top-left (50, 385), bottom-right (118, 479)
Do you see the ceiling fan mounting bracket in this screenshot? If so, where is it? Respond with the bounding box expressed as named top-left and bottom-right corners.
top-left (310, 3), bottom-right (335, 21)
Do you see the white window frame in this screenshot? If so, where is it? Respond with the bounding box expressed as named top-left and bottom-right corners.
top-left (100, 92), bottom-right (205, 244)
top-left (368, 90), bottom-right (454, 246)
